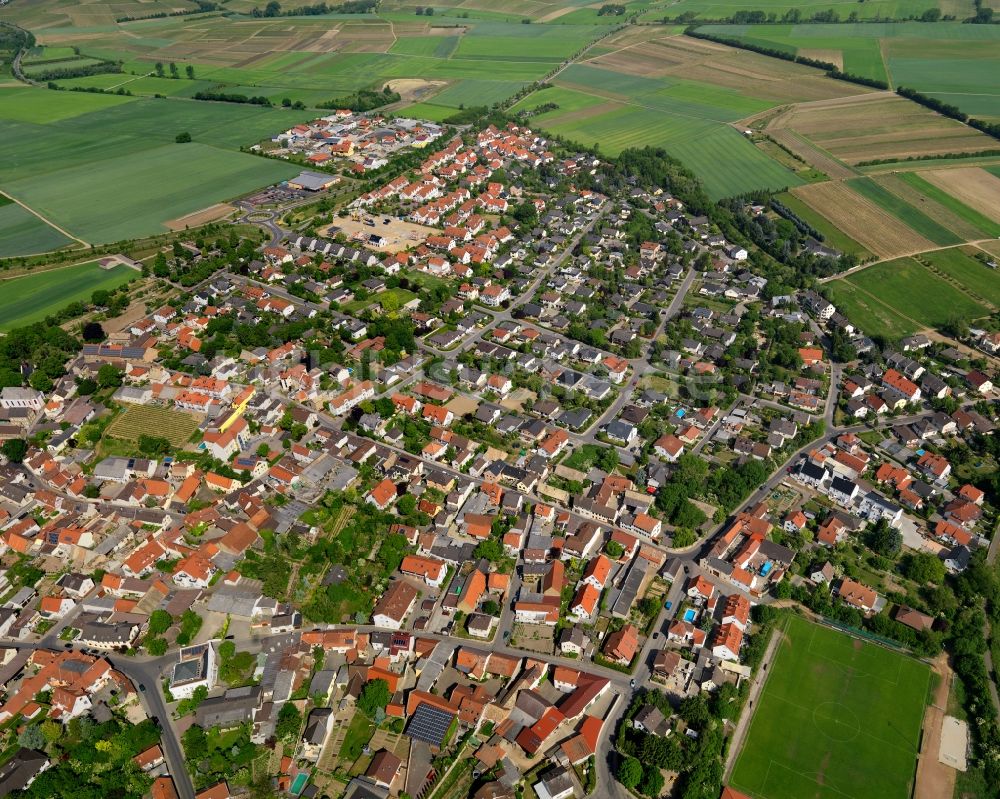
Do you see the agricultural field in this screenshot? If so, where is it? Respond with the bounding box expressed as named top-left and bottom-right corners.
top-left (772, 191), bottom-right (870, 258)
top-left (730, 614), bottom-right (932, 799)
top-left (508, 30), bottom-right (879, 197)
top-left (845, 177), bottom-right (963, 247)
top-left (0, 261), bottom-right (137, 331)
top-left (919, 247), bottom-right (1000, 308)
top-left (105, 404), bottom-right (201, 446)
top-left (0, 198), bottom-right (76, 257)
top-left (828, 255), bottom-right (993, 339)
top-left (791, 181), bottom-right (935, 260)
top-left (0, 87), bottom-right (305, 245)
top-left (5, 0), bottom-right (205, 29)
top-left (381, 0), bottom-right (667, 23)
top-left (700, 22), bottom-right (1000, 120)
top-left (824, 280), bottom-right (920, 340)
top-left (917, 167), bottom-right (1000, 227)
top-left (664, 0), bottom-right (972, 21)
top-left (4, 0), bottom-right (609, 111)
top-left (4, 142), bottom-right (296, 244)
top-left (759, 93), bottom-right (996, 167)
top-left (870, 171), bottom-right (1000, 241)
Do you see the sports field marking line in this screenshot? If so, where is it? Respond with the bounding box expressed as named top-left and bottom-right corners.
top-left (0, 190), bottom-right (88, 247)
top-left (727, 615), bottom-right (790, 781)
top-left (766, 757), bottom-right (858, 799)
top-left (804, 624), bottom-right (905, 687)
top-left (765, 691), bottom-right (920, 757)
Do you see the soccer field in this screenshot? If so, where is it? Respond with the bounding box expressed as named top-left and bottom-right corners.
top-left (730, 614), bottom-right (931, 799)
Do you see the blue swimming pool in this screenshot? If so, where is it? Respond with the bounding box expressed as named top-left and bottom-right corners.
top-left (683, 608), bottom-right (697, 622)
top-left (290, 774), bottom-right (308, 796)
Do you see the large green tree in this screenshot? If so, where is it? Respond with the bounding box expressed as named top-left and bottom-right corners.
top-left (618, 756), bottom-right (643, 789)
top-left (358, 678), bottom-right (391, 718)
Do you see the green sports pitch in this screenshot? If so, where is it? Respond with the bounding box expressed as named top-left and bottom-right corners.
top-left (729, 614), bottom-right (932, 799)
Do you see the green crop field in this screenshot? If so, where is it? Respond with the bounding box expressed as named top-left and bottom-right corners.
top-left (829, 256), bottom-right (992, 339)
top-left (0, 86), bottom-right (136, 124)
top-left (897, 172), bottom-right (1000, 238)
top-left (424, 78), bottom-right (529, 108)
top-left (106, 404), bottom-right (201, 445)
top-left (0, 202), bottom-right (76, 257)
top-left (0, 88), bottom-right (305, 243)
top-left (509, 60), bottom-right (807, 198)
top-left (849, 257), bottom-right (990, 325)
top-left (825, 280), bottom-right (919, 340)
top-left (669, 0), bottom-right (966, 21)
top-left (1, 3), bottom-right (606, 109)
top-left (700, 23), bottom-right (1000, 119)
top-left (3, 141), bottom-right (297, 244)
top-left (0, 262), bottom-right (137, 331)
top-left (515, 97), bottom-right (801, 198)
top-left (730, 614), bottom-right (931, 799)
top-left (920, 248), bottom-right (1000, 307)
top-left (846, 178), bottom-right (963, 246)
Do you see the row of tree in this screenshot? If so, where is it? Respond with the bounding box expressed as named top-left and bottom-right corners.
top-left (317, 85), bottom-right (401, 112)
top-left (250, 0), bottom-right (377, 17)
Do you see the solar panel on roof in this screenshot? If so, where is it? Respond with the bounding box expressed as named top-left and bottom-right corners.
top-left (406, 704), bottom-right (454, 746)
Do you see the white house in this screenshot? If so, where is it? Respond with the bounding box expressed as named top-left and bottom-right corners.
top-left (169, 642), bottom-right (218, 700)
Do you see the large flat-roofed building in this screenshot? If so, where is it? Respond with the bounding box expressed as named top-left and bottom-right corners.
top-left (287, 171), bottom-right (340, 192)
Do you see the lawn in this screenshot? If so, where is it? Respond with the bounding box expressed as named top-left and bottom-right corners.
top-left (339, 711), bottom-right (375, 763)
top-left (0, 202), bottom-right (76, 257)
top-left (564, 443), bottom-right (605, 470)
top-left (343, 287), bottom-right (417, 314)
top-left (105, 404), bottom-right (201, 446)
top-left (845, 178), bottom-right (963, 247)
top-left (730, 614), bottom-right (932, 799)
top-left (0, 261), bottom-right (137, 331)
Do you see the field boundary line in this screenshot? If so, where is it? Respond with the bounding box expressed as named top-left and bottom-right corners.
top-left (838, 264), bottom-right (992, 335)
top-left (0, 255), bottom-right (105, 282)
top-left (818, 239), bottom-right (995, 282)
top-left (552, 76), bottom-right (740, 127)
top-left (0, 190), bottom-right (89, 247)
top-left (878, 39), bottom-right (893, 90)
